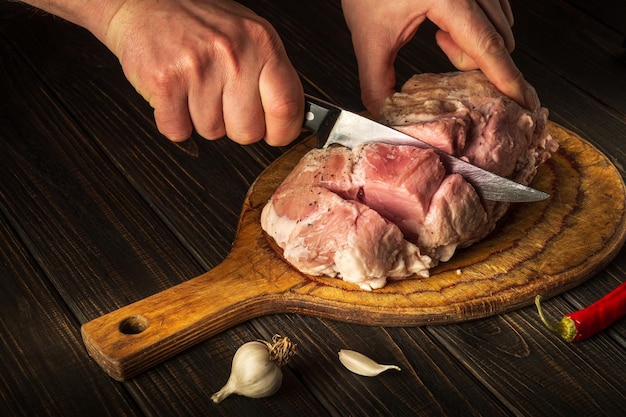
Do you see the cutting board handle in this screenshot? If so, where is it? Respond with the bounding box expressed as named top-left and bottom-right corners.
top-left (80, 212), bottom-right (304, 381)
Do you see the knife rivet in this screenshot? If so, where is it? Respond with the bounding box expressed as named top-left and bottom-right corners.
top-left (305, 111), bottom-right (315, 121)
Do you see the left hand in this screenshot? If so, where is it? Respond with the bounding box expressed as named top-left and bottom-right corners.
top-left (341, 0), bottom-right (536, 117)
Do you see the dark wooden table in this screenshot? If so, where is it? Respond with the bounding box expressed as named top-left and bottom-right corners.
top-left (1, 0), bottom-right (625, 416)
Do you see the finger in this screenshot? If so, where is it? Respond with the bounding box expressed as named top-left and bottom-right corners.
top-left (358, 51), bottom-right (397, 118)
top-left (441, 27), bottom-right (537, 110)
top-left (341, 0), bottom-right (425, 116)
top-left (190, 95), bottom-right (226, 141)
top-left (222, 79), bottom-right (266, 145)
top-left (468, 30), bottom-right (528, 109)
top-left (187, 74), bottom-right (227, 141)
top-left (349, 30), bottom-right (399, 118)
top-left (435, 30), bottom-right (479, 71)
top-left (222, 15), bottom-right (298, 145)
top-left (259, 60), bottom-right (304, 146)
top-left (432, 5), bottom-right (534, 109)
top-left (150, 83), bottom-right (194, 142)
top-left (175, 48), bottom-right (227, 141)
top-left (476, 0), bottom-right (515, 51)
top-left (500, 0), bottom-right (514, 26)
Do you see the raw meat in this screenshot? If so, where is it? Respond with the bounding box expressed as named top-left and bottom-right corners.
top-left (261, 70), bottom-right (558, 290)
top-left (381, 71), bottom-right (557, 184)
top-left (262, 183), bottom-right (433, 290)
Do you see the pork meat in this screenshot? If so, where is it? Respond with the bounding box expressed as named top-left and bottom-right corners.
top-left (261, 183), bottom-right (433, 290)
top-left (261, 70), bottom-right (558, 290)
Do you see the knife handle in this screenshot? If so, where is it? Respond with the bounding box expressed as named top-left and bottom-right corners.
top-left (303, 94), bottom-right (342, 147)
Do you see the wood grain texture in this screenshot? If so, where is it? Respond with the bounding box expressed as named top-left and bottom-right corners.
top-left (424, 306), bottom-right (626, 416)
top-left (81, 121), bottom-right (626, 380)
top-left (0, 210), bottom-right (143, 417)
top-left (1, 0), bottom-right (625, 415)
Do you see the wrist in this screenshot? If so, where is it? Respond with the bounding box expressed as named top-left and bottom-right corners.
top-left (21, 0), bottom-right (126, 46)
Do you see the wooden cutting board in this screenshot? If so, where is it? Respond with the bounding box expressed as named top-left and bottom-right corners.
top-left (81, 122), bottom-right (626, 380)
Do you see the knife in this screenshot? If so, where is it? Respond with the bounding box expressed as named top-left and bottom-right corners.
top-left (303, 94), bottom-right (549, 203)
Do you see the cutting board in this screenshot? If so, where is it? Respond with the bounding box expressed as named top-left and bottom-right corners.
top-left (81, 122), bottom-right (626, 380)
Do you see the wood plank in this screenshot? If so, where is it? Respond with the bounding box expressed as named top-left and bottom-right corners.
top-left (390, 0), bottom-right (626, 408)
top-left (276, 0), bottom-right (625, 413)
top-left (397, 5), bottom-right (626, 408)
top-left (567, 0), bottom-right (626, 35)
top-left (0, 40), bottom-right (203, 316)
top-left (426, 294), bottom-right (626, 415)
top-left (514, 0), bottom-right (626, 115)
top-left (0, 211), bottom-right (142, 416)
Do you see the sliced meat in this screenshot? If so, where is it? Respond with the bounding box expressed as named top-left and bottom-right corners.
top-left (262, 70), bottom-right (557, 290)
top-left (418, 174), bottom-right (488, 261)
top-left (380, 70), bottom-right (558, 248)
top-left (381, 70), bottom-right (558, 182)
top-left (261, 185), bottom-right (433, 291)
top-left (354, 144), bottom-right (445, 235)
top-left (262, 143), bottom-right (485, 288)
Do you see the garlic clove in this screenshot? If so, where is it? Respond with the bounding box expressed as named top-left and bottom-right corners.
top-left (338, 349), bottom-right (401, 377)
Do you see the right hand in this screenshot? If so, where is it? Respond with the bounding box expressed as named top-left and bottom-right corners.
top-left (97, 0), bottom-right (304, 145)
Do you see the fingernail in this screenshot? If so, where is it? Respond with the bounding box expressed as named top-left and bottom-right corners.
top-left (524, 86), bottom-right (540, 111)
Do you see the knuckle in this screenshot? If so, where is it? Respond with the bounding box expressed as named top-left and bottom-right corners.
top-left (153, 108), bottom-right (193, 142)
top-left (177, 50), bottom-right (204, 76)
top-left (148, 49), bottom-right (204, 94)
top-left (266, 96), bottom-right (301, 122)
top-left (147, 69), bottom-right (184, 105)
top-left (210, 18), bottom-right (278, 72)
top-left (151, 63), bottom-right (181, 89)
top-left (244, 17), bottom-right (279, 48)
top-left (479, 29), bottom-right (508, 57)
top-left (210, 31), bottom-right (239, 69)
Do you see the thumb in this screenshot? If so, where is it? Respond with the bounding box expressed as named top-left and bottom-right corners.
top-left (351, 36), bottom-right (398, 118)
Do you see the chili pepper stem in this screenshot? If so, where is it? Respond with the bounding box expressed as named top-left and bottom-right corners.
top-left (534, 295), bottom-right (578, 342)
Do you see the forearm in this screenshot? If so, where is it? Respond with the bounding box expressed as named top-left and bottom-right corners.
top-left (20, 0), bottom-right (123, 43)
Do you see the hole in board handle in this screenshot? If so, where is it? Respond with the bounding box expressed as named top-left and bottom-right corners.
top-left (119, 315), bottom-right (149, 334)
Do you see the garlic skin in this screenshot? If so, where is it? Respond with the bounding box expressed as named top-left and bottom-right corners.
top-left (211, 335), bottom-right (297, 403)
top-left (338, 349), bottom-right (401, 377)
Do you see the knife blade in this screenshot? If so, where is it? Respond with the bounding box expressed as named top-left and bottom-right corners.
top-left (303, 94), bottom-right (549, 203)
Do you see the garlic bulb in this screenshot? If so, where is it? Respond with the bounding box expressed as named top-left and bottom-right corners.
top-left (338, 349), bottom-right (401, 377)
top-left (211, 334), bottom-right (297, 403)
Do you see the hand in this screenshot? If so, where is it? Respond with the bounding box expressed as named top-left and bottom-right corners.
top-left (98, 0), bottom-right (304, 145)
top-left (341, 0), bottom-right (538, 117)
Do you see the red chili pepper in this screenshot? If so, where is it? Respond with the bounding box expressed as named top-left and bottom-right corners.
top-left (535, 282), bottom-right (626, 342)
